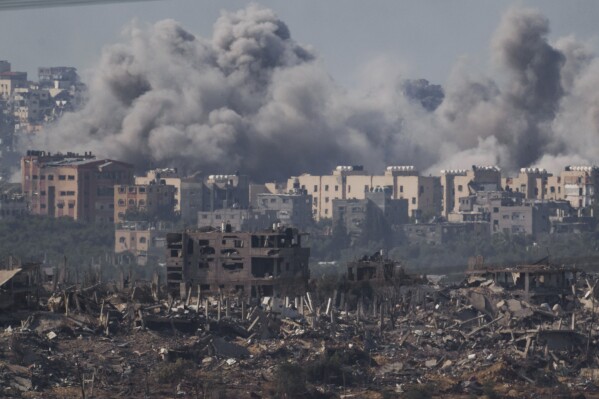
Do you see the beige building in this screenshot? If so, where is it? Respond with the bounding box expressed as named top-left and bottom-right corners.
top-left (502, 168), bottom-right (559, 201)
top-left (0, 71), bottom-right (27, 99)
top-left (115, 222), bottom-right (168, 266)
top-left (114, 183), bottom-right (176, 223)
top-left (22, 150), bottom-right (134, 222)
top-left (136, 169), bottom-right (204, 224)
top-left (287, 165), bottom-right (441, 220)
top-left (441, 166), bottom-right (501, 218)
top-left (561, 166), bottom-right (599, 209)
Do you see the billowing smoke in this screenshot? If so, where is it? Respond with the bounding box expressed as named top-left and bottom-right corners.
top-left (30, 5), bottom-right (599, 180)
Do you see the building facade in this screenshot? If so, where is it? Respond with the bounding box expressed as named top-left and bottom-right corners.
top-left (114, 183), bottom-right (176, 223)
top-left (22, 150), bottom-right (134, 222)
top-left (288, 165), bottom-right (441, 221)
top-left (165, 227), bottom-right (310, 298)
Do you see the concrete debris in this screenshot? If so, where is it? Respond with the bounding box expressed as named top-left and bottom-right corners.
top-left (0, 261), bottom-right (599, 397)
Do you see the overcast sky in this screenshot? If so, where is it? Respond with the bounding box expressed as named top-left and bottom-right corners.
top-left (1, 0), bottom-right (598, 88)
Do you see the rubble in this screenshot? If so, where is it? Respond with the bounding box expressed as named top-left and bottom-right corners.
top-left (1, 257), bottom-right (599, 397)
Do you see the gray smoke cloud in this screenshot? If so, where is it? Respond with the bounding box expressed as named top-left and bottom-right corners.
top-left (30, 5), bottom-right (599, 180)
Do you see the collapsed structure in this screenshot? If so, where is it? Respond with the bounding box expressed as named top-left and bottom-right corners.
top-left (166, 225), bottom-right (310, 299)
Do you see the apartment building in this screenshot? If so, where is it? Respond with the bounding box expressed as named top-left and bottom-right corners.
top-left (0, 71), bottom-right (27, 99)
top-left (441, 165), bottom-right (502, 218)
top-left (254, 181), bottom-right (313, 229)
top-left (332, 186), bottom-right (409, 238)
top-left (561, 166), bottom-right (599, 209)
top-left (288, 165), bottom-right (441, 220)
top-left (22, 150), bottom-right (133, 222)
top-left (136, 168), bottom-right (204, 224)
top-left (114, 183), bottom-right (176, 223)
top-left (115, 221), bottom-right (169, 266)
top-left (165, 226), bottom-right (310, 298)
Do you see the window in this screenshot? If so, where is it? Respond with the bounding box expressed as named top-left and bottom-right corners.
top-left (324, 185), bottom-right (329, 191)
top-left (47, 175), bottom-right (54, 181)
top-left (138, 199), bottom-right (145, 206)
top-left (40, 204), bottom-right (46, 209)
top-left (313, 185), bottom-right (318, 192)
top-left (325, 197), bottom-right (329, 203)
top-left (139, 187), bottom-right (146, 193)
top-left (128, 199), bottom-right (135, 206)
top-left (118, 187), bottom-right (126, 194)
top-left (68, 203), bottom-right (75, 209)
top-left (59, 175), bottom-right (66, 180)
top-left (67, 175), bottom-right (75, 180)
top-left (419, 185), bottom-right (424, 194)
top-left (32, 175), bottom-right (38, 180)
top-left (119, 237), bottom-right (126, 243)
top-left (348, 185), bottom-right (351, 193)
top-left (550, 186), bottom-right (555, 193)
top-left (400, 185), bottom-right (404, 193)
top-left (457, 185), bottom-right (463, 192)
top-left (118, 199), bottom-right (125, 206)
top-left (334, 185), bottom-right (338, 191)
top-left (493, 207), bottom-right (499, 213)
top-left (139, 237), bottom-right (147, 244)
top-left (41, 191), bottom-right (46, 195)
top-left (411, 197), bottom-right (416, 205)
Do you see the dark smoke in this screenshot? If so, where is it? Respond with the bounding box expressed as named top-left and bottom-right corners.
top-left (31, 5), bottom-right (599, 180)
top-left (402, 79), bottom-right (444, 112)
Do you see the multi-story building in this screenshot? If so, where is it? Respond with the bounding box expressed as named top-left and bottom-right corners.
top-left (254, 180), bottom-right (313, 229)
top-left (197, 208), bottom-right (278, 232)
top-left (561, 166), bottom-right (599, 209)
top-left (441, 165), bottom-right (502, 218)
top-left (21, 150), bottom-right (133, 222)
top-left (203, 173), bottom-right (249, 211)
top-left (114, 183), bottom-right (176, 223)
top-left (12, 87), bottom-right (53, 131)
top-left (332, 186), bottom-right (409, 238)
top-left (0, 194), bottom-right (28, 219)
top-left (0, 71), bottom-right (27, 99)
top-left (38, 67), bottom-right (79, 87)
top-left (288, 165), bottom-right (441, 221)
top-left (136, 169), bottom-right (205, 225)
top-left (165, 226), bottom-right (310, 298)
top-left (115, 221), bottom-right (170, 266)
top-left (502, 168), bottom-right (556, 200)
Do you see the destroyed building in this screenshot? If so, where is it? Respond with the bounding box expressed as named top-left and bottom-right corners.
top-left (466, 262), bottom-right (577, 304)
top-left (346, 251), bottom-right (425, 287)
top-left (0, 258), bottom-right (41, 310)
top-left (166, 226), bottom-right (310, 299)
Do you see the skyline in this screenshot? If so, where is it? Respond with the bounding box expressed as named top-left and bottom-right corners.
top-left (4, 2), bottom-right (599, 182)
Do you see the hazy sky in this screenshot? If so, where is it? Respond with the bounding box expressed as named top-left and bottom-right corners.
top-left (2, 0), bottom-right (599, 88)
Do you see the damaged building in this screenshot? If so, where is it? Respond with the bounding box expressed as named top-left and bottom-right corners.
top-left (166, 226), bottom-right (310, 299)
top-left (0, 258), bottom-right (41, 310)
top-left (466, 262), bottom-right (577, 304)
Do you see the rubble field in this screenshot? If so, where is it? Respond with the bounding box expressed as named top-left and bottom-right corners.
top-left (3, 265), bottom-right (599, 398)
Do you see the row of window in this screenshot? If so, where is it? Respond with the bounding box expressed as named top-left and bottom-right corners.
top-left (30, 174), bottom-right (75, 181)
top-left (117, 199), bottom-right (147, 207)
top-left (118, 236), bottom-right (147, 244)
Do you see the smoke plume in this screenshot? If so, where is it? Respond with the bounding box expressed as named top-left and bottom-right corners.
top-left (31, 5), bottom-right (599, 179)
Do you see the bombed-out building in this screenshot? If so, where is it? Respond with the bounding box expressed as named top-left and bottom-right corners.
top-left (166, 226), bottom-right (310, 299)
